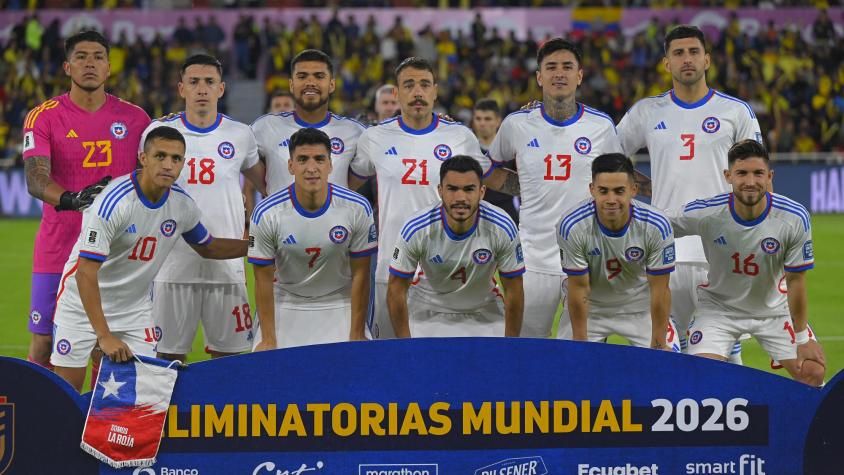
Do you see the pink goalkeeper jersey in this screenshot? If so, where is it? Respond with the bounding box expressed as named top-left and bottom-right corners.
top-left (22, 93), bottom-right (150, 273)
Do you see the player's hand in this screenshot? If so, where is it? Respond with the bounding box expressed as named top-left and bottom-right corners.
top-left (797, 340), bottom-right (826, 369)
top-left (55, 175), bottom-right (112, 211)
top-left (520, 99), bottom-right (541, 111)
top-left (97, 333), bottom-right (133, 363)
top-left (254, 339), bottom-right (277, 352)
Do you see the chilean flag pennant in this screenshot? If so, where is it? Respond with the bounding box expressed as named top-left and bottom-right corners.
top-left (81, 355), bottom-right (180, 468)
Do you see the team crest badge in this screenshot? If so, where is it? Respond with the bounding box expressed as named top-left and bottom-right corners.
top-left (0, 396), bottom-right (14, 475)
top-left (433, 144), bottom-right (453, 161)
top-left (29, 310), bottom-right (41, 325)
top-left (56, 339), bottom-right (71, 355)
top-left (153, 326), bottom-right (163, 342)
top-left (330, 137), bottom-right (345, 155)
top-left (329, 225), bottom-right (349, 244)
top-left (160, 219), bottom-right (177, 237)
top-left (625, 246), bottom-right (645, 262)
top-left (761, 237), bottom-right (781, 254)
top-left (110, 122), bottom-right (128, 140)
top-left (701, 117), bottom-right (721, 134)
top-left (574, 137), bottom-right (592, 155)
top-left (472, 248), bottom-right (493, 265)
top-left (689, 330), bottom-right (703, 345)
top-left (217, 141), bottom-right (235, 159)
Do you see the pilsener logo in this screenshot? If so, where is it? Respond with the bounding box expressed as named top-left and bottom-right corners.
top-left (358, 464), bottom-right (438, 475)
top-left (475, 456), bottom-right (548, 475)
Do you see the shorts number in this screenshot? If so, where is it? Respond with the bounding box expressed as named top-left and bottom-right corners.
top-left (187, 157), bottom-right (215, 184)
top-left (142, 327), bottom-right (160, 342)
top-left (232, 304), bottom-right (253, 332)
top-left (730, 252), bottom-right (759, 276)
top-left (82, 140), bottom-right (113, 168)
top-left (305, 247), bottom-right (321, 269)
top-left (666, 322), bottom-right (675, 343)
top-left (679, 134), bottom-right (695, 160)
top-left (450, 267), bottom-right (467, 284)
top-left (401, 159), bottom-right (430, 185)
top-left (606, 258), bottom-right (622, 280)
top-left (128, 237), bottom-right (157, 261)
top-left (651, 398), bottom-right (749, 432)
top-left (543, 153), bottom-right (572, 181)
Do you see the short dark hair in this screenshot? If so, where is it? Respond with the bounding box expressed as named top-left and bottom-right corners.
top-left (537, 37), bottom-right (582, 69)
top-left (143, 126), bottom-right (186, 152)
top-left (288, 127), bottom-right (331, 156)
top-left (728, 139), bottom-right (769, 166)
top-left (291, 49), bottom-right (334, 76)
top-left (664, 25), bottom-right (707, 54)
top-left (591, 153), bottom-right (635, 180)
top-left (439, 155), bottom-right (483, 183)
top-left (65, 30), bottom-right (110, 58)
top-left (473, 99), bottom-right (500, 116)
top-left (180, 54), bottom-right (223, 79)
top-left (271, 90), bottom-right (293, 100)
top-left (395, 57), bottom-right (436, 82)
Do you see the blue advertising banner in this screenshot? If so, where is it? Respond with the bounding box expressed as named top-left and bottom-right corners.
top-left (1, 339), bottom-right (842, 474)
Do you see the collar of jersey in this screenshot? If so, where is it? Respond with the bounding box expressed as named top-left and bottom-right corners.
top-left (398, 114), bottom-right (439, 135)
top-left (130, 170), bottom-right (170, 209)
top-left (441, 206), bottom-right (478, 241)
top-left (290, 183), bottom-right (332, 218)
top-left (729, 192), bottom-right (771, 227)
top-left (669, 88), bottom-right (715, 109)
top-left (293, 111), bottom-right (331, 128)
top-left (180, 112), bottom-right (223, 133)
top-left (595, 204), bottom-right (632, 237)
top-left (540, 102), bottom-right (583, 127)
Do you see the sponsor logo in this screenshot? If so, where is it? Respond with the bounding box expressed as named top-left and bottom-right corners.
top-left (0, 396), bottom-right (15, 475)
top-left (368, 224), bottom-right (378, 243)
top-left (86, 229), bottom-right (99, 246)
top-left (625, 246), bottom-right (645, 262)
top-left (430, 255), bottom-right (444, 264)
top-left (689, 330), bottom-right (703, 345)
top-left (249, 235), bottom-right (256, 248)
top-left (578, 463), bottom-right (658, 475)
top-left (217, 141), bottom-right (235, 159)
top-left (329, 226), bottom-right (349, 244)
top-left (684, 454), bottom-right (765, 474)
top-left (527, 138), bottom-right (540, 148)
top-left (360, 464), bottom-right (438, 475)
top-left (110, 122), bottom-right (128, 139)
top-left (574, 137), bottom-right (592, 155)
top-left (65, 129), bottom-right (79, 138)
top-left (663, 243), bottom-right (676, 265)
top-left (330, 137), bottom-right (345, 155)
top-left (433, 144), bottom-right (452, 161)
top-left (476, 456), bottom-right (547, 475)
top-left (160, 219), bottom-right (177, 237)
top-left (714, 236), bottom-right (727, 245)
top-left (253, 461), bottom-right (324, 475)
top-left (587, 247), bottom-right (601, 256)
top-left (30, 311), bottom-right (41, 324)
top-left (385, 146), bottom-right (398, 156)
top-left (56, 339), bottom-right (72, 355)
top-left (803, 240), bottom-right (814, 260)
top-left (701, 116), bottom-right (721, 134)
top-left (125, 224), bottom-right (137, 234)
top-left (516, 244), bottom-right (524, 263)
top-left (282, 234), bottom-right (297, 245)
top-left (393, 247), bottom-right (400, 260)
top-left (23, 131), bottom-right (35, 152)
top-left (280, 139), bottom-right (290, 148)
top-left (654, 121), bottom-right (668, 130)
top-left (760, 237), bottom-right (781, 254)
top-left (133, 468), bottom-right (200, 475)
top-left (472, 248), bottom-right (493, 265)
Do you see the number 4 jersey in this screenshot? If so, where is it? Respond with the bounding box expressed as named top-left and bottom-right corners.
top-left (54, 171), bottom-right (212, 331)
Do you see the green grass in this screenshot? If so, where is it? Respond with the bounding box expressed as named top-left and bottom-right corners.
top-left (2, 216), bottom-right (843, 382)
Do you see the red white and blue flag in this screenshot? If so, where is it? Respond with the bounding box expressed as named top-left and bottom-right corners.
top-left (80, 356), bottom-right (179, 468)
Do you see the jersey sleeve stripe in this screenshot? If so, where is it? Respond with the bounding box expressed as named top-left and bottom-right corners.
top-left (683, 196), bottom-right (729, 212)
top-left (332, 186), bottom-right (373, 215)
top-left (499, 267), bottom-right (526, 278)
top-left (350, 246), bottom-right (378, 257)
top-left (98, 180), bottom-right (134, 218)
top-left (563, 267), bottom-right (588, 276)
top-left (479, 204), bottom-right (518, 234)
top-left (771, 203), bottom-right (810, 231)
top-left (388, 266), bottom-right (415, 278)
top-left (402, 218), bottom-right (439, 242)
top-left (559, 204), bottom-right (596, 239)
top-left (478, 212), bottom-right (517, 240)
top-left (714, 92), bottom-right (756, 119)
top-left (559, 202), bottom-right (596, 235)
top-left (478, 208), bottom-right (517, 236)
top-left (784, 263), bottom-right (814, 272)
top-left (646, 266), bottom-right (674, 275)
top-left (100, 185), bottom-right (135, 220)
top-left (79, 251), bottom-right (107, 262)
top-left (251, 192), bottom-right (291, 224)
top-left (248, 257), bottom-right (275, 266)
top-left (632, 209), bottom-right (672, 239)
top-left (583, 107), bottom-right (616, 129)
top-left (25, 100), bottom-right (59, 128)
top-left (400, 208), bottom-right (441, 239)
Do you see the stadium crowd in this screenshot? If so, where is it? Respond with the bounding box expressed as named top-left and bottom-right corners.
top-left (1, 8), bottom-right (842, 167)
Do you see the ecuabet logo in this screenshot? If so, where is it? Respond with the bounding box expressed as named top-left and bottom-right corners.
top-left (331, 137), bottom-right (345, 155)
top-left (701, 117), bottom-right (720, 133)
top-left (160, 219), bottom-right (177, 237)
top-left (760, 237), bottom-right (781, 254)
top-left (433, 144), bottom-right (452, 161)
top-left (217, 141), bottom-right (235, 159)
top-left (110, 122), bottom-right (128, 140)
top-left (475, 456), bottom-right (547, 475)
top-left (329, 226), bottom-right (349, 244)
top-left (472, 248), bottom-right (493, 265)
top-left (0, 396), bottom-right (15, 475)
top-left (56, 339), bottom-right (71, 355)
top-left (574, 137), bottom-right (592, 155)
top-left (29, 310), bottom-right (41, 325)
top-left (625, 246), bottom-right (645, 262)
top-left (690, 330), bottom-right (703, 345)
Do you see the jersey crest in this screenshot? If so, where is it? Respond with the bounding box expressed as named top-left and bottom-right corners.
top-left (433, 144), bottom-right (453, 161)
top-left (331, 137), bottom-right (345, 155)
top-left (625, 246), bottom-right (645, 262)
top-left (472, 248), bottom-right (493, 265)
top-left (110, 122), bottom-right (128, 140)
top-left (329, 225), bottom-right (349, 244)
top-left (160, 219), bottom-right (177, 237)
top-left (701, 117), bottom-right (721, 134)
top-left (217, 141), bottom-right (236, 159)
top-left (760, 237), bottom-right (781, 254)
top-left (574, 136), bottom-right (592, 155)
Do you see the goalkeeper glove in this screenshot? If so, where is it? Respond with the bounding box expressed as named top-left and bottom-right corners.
top-left (55, 175), bottom-right (112, 211)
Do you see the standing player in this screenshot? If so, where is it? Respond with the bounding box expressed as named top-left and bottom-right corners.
top-left (249, 128), bottom-right (376, 349)
top-left (471, 98), bottom-right (518, 223)
top-left (485, 38), bottom-right (622, 338)
top-left (617, 25), bottom-right (763, 361)
top-left (251, 49), bottom-right (367, 194)
top-left (388, 156), bottom-right (524, 337)
top-left (142, 54), bottom-right (266, 362)
top-left (558, 154), bottom-right (679, 351)
top-left (668, 140), bottom-right (824, 386)
top-left (354, 56), bottom-right (494, 339)
top-left (374, 84), bottom-right (400, 122)
top-left (51, 126), bottom-right (249, 391)
top-left (22, 30), bottom-right (151, 368)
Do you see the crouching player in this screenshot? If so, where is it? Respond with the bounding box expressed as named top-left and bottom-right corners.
top-left (388, 155), bottom-right (524, 337)
top-left (51, 126), bottom-right (249, 391)
top-left (557, 153), bottom-right (680, 351)
top-left (669, 140), bottom-right (824, 386)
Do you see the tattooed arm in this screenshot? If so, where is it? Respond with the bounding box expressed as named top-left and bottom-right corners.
top-left (484, 167), bottom-right (521, 196)
top-left (24, 156), bottom-right (65, 206)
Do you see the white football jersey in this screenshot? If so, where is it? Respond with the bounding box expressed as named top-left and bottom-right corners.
top-left (557, 199), bottom-right (675, 316)
top-left (488, 103), bottom-right (623, 275)
top-left (617, 89), bottom-right (763, 263)
top-left (668, 192), bottom-right (813, 317)
top-left (248, 183), bottom-right (377, 309)
top-left (355, 114), bottom-right (493, 283)
top-left (251, 111), bottom-right (366, 194)
top-left (140, 113), bottom-right (259, 284)
top-left (390, 201), bottom-right (525, 312)
top-left (55, 172), bottom-right (210, 331)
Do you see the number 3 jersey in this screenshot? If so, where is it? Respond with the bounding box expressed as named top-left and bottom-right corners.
top-left (617, 89), bottom-right (762, 263)
top-left (557, 199), bottom-right (675, 316)
top-left (668, 192), bottom-right (813, 317)
top-left (488, 103), bottom-right (622, 275)
top-left (55, 171), bottom-right (212, 331)
top-left (140, 113), bottom-right (259, 284)
top-left (247, 184), bottom-right (377, 309)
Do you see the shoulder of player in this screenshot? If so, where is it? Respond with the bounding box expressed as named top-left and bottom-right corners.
top-left (111, 95), bottom-right (149, 116)
top-left (146, 112), bottom-right (185, 130)
top-left (557, 200), bottom-right (597, 239)
top-left (631, 202), bottom-right (673, 239)
top-left (711, 90), bottom-right (757, 119)
top-left (769, 193), bottom-right (811, 231)
top-left (399, 204), bottom-right (443, 242)
top-left (250, 111), bottom-right (295, 129)
top-left (250, 187), bottom-right (293, 225)
top-left (23, 96), bottom-right (63, 128)
top-left (329, 113), bottom-right (369, 132)
top-left (681, 193), bottom-right (731, 216)
top-left (478, 203), bottom-right (518, 240)
top-left (581, 104), bottom-right (617, 130)
top-left (93, 174), bottom-right (137, 221)
top-left (330, 184), bottom-right (373, 216)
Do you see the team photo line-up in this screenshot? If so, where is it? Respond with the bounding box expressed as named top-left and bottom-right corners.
top-left (21, 24), bottom-right (825, 393)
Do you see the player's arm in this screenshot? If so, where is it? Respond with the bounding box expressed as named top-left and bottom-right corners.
top-left (252, 262), bottom-right (277, 351)
top-left (76, 257), bottom-right (133, 362)
top-left (24, 156), bottom-right (64, 206)
top-left (387, 274), bottom-right (412, 338)
top-left (785, 270), bottom-right (825, 368)
top-left (347, 172), bottom-right (367, 191)
top-left (484, 167), bottom-right (520, 196)
top-left (566, 273), bottom-right (590, 341)
top-left (349, 255), bottom-right (372, 341)
top-left (242, 161), bottom-right (267, 197)
top-left (499, 275), bottom-right (524, 337)
top-left (647, 272), bottom-right (672, 350)
top-left (188, 237), bottom-right (248, 259)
